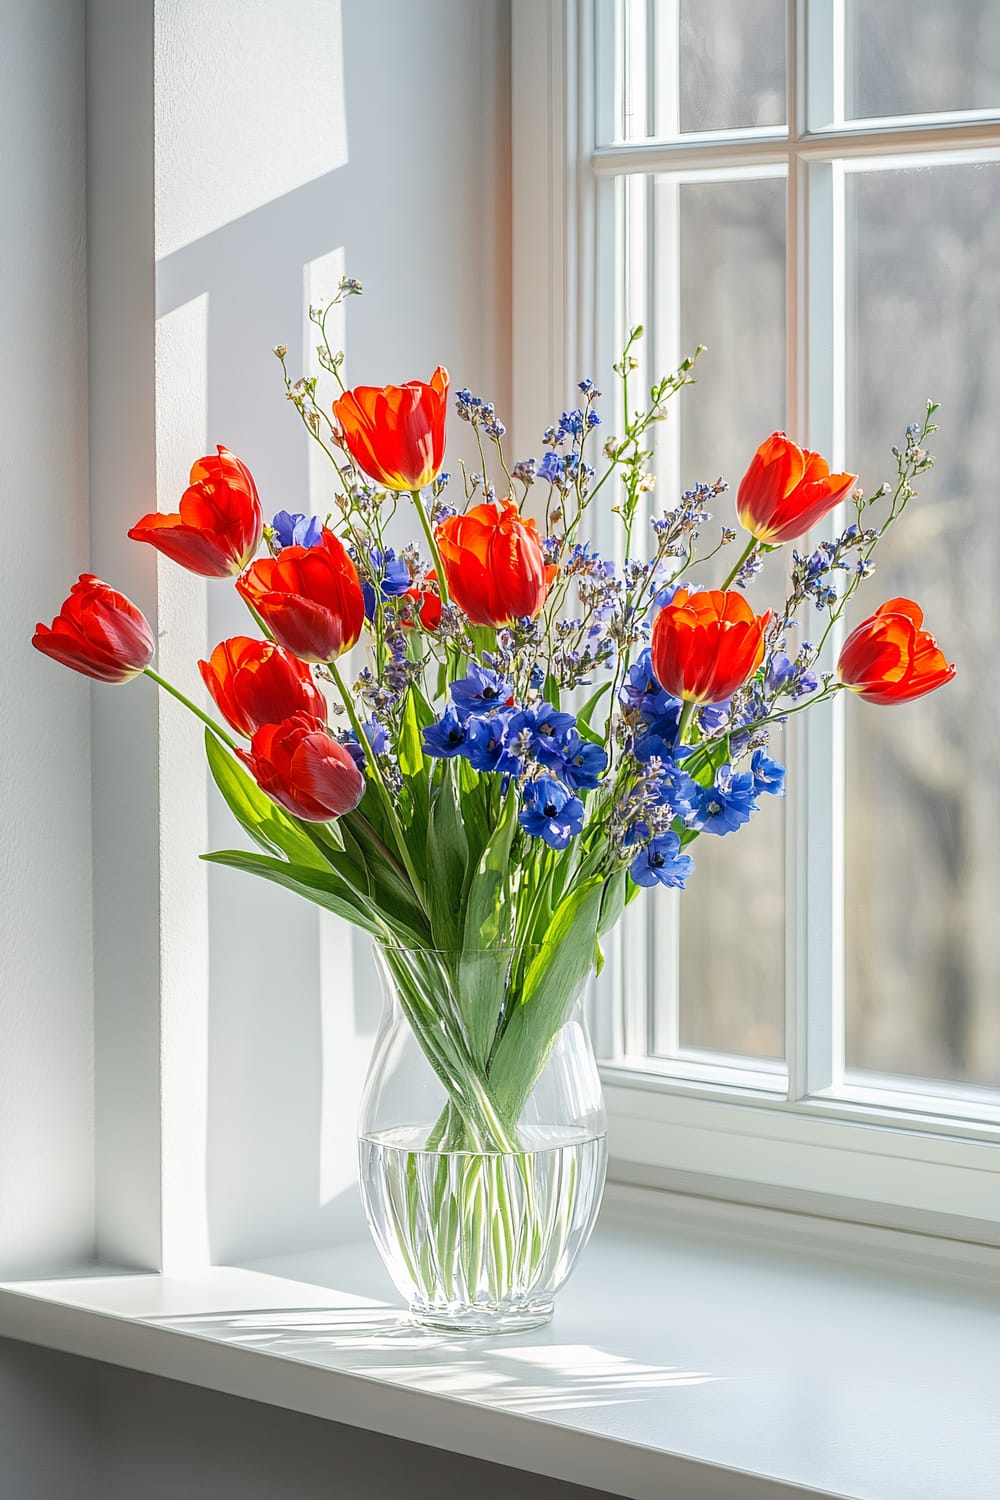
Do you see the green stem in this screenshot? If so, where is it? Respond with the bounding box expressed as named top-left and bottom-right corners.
top-left (720, 535), bottom-right (758, 591)
top-left (411, 488), bottom-right (449, 605)
top-left (327, 659), bottom-right (428, 906)
top-left (143, 668), bottom-right (238, 750)
top-left (676, 699), bottom-right (696, 746)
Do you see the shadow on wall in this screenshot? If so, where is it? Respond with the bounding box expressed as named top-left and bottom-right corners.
top-left (152, 0), bottom-right (511, 1267)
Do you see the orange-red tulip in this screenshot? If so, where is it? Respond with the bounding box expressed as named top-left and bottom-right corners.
top-left (737, 432), bottom-right (856, 544)
top-left (838, 598), bottom-right (955, 705)
top-left (436, 500), bottom-right (556, 627)
top-left (405, 570), bottom-right (442, 631)
top-left (333, 367), bottom-right (449, 491)
top-left (198, 636), bottom-right (327, 738)
top-left (651, 588), bottom-right (770, 705)
top-left (237, 529), bottom-right (365, 663)
top-left (33, 574), bottom-right (156, 683)
top-left (128, 446), bottom-right (263, 577)
top-left (237, 713), bottom-right (364, 822)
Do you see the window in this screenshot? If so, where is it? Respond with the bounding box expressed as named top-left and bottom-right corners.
top-left (513, 0), bottom-right (1000, 1232)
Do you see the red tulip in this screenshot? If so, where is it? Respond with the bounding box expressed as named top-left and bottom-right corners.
top-left (737, 432), bottom-right (856, 544)
top-left (838, 598), bottom-right (955, 705)
top-left (198, 636), bottom-right (327, 738)
top-left (33, 574), bottom-right (156, 683)
top-left (436, 500), bottom-right (556, 627)
top-left (237, 713), bottom-right (364, 822)
top-left (237, 528), bottom-right (365, 663)
top-left (651, 588), bottom-right (771, 705)
top-left (406, 570), bottom-right (442, 631)
top-left (128, 446), bottom-right (263, 577)
top-left (333, 367), bottom-right (449, 491)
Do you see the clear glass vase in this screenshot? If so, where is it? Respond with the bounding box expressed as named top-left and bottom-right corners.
top-left (358, 945), bottom-right (607, 1333)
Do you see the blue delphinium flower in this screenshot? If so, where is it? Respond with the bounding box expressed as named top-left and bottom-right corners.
top-left (536, 452), bottom-right (563, 484)
top-left (450, 664), bottom-right (511, 719)
top-left (518, 776), bottom-right (585, 850)
top-left (464, 712), bottom-right (517, 774)
top-left (765, 649), bottom-right (820, 701)
top-left (343, 718), bottom-right (388, 771)
top-left (422, 707), bottom-right (468, 759)
top-left (271, 510), bottom-right (323, 549)
top-left (649, 758), bottom-right (699, 819)
top-left (629, 831), bottom-right (695, 890)
top-left (525, 702), bottom-right (578, 768)
top-left (751, 749), bottom-right (786, 797)
top-left (697, 699), bottom-right (731, 735)
top-left (686, 763), bottom-right (757, 835)
top-left (621, 648), bottom-right (682, 746)
top-left (361, 547), bottom-right (411, 620)
top-left (557, 730), bottom-right (607, 791)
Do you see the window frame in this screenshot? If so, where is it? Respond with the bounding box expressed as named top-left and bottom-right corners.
top-left (511, 0), bottom-right (1000, 1240)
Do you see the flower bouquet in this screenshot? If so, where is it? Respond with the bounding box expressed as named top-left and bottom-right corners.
top-left (34, 278), bottom-right (954, 1331)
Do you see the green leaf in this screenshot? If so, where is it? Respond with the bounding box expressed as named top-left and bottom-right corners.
top-left (427, 764), bottom-right (469, 950)
top-left (459, 793), bottom-right (519, 1067)
top-left (543, 673), bottom-right (561, 711)
top-left (463, 791), bottom-right (518, 950)
top-left (202, 850), bottom-right (390, 940)
top-left (397, 688), bottom-right (426, 779)
top-left (598, 870), bottom-right (627, 937)
top-left (205, 731), bottom-right (328, 871)
top-left (488, 875), bottom-right (606, 1120)
top-left (595, 871), bottom-right (627, 976)
top-left (576, 681), bottom-right (612, 745)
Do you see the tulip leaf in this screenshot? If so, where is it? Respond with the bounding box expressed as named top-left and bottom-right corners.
top-left (205, 731), bottom-right (328, 871)
top-left (595, 870), bottom-right (627, 976)
top-left (202, 851), bottom-right (391, 941)
top-left (459, 791), bottom-right (519, 1067)
top-left (487, 875), bottom-right (606, 1120)
top-left (427, 764), bottom-right (469, 951)
top-left (577, 681), bottom-right (612, 745)
top-left (398, 688), bottom-right (426, 779)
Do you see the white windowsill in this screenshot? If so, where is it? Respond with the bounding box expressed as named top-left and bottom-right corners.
top-left (1, 1187), bottom-right (998, 1500)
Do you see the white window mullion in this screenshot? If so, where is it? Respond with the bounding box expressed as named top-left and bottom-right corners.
top-left (792, 151), bottom-right (848, 1100)
top-left (805, 0), bottom-right (846, 132)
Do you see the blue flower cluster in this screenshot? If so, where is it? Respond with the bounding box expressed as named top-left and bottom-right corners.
top-left (421, 665), bottom-right (608, 850)
top-left (791, 522), bottom-right (879, 612)
top-left (357, 547), bottom-right (411, 620)
top-left (618, 649), bottom-right (786, 888)
top-left (542, 408), bottom-right (601, 446)
top-left (531, 450), bottom-right (596, 489)
top-left (455, 388), bottom-right (506, 439)
top-left (271, 511), bottom-right (323, 549)
top-left (342, 717), bottom-right (389, 771)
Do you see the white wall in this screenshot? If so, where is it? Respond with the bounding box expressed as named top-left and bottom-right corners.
top-left (0, 0), bottom-right (95, 1276)
top-left (149, 0), bottom-right (514, 1266)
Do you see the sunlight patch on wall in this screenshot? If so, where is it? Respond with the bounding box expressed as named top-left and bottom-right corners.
top-left (154, 0), bottom-right (347, 259)
top-left (304, 245), bottom-right (347, 517)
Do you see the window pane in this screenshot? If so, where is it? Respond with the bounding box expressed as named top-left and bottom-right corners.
top-left (621, 172), bottom-right (787, 1060)
top-left (617, 0), bottom-right (785, 140)
top-left (844, 158), bottom-right (1000, 1089)
top-left (846, 0), bottom-right (1000, 121)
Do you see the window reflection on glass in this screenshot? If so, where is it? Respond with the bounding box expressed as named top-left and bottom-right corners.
top-left (620, 172), bottom-right (787, 1060)
top-left (844, 158), bottom-right (1000, 1088)
top-left (617, 0), bottom-right (785, 140)
top-left (846, 0), bottom-right (1000, 121)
